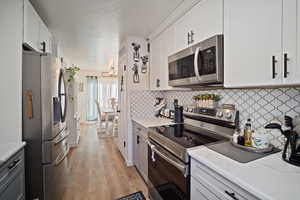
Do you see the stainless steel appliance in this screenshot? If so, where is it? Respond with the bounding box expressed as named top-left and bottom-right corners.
top-left (147, 105), bottom-right (239, 200)
top-left (22, 50), bottom-right (69, 200)
top-left (168, 35), bottom-right (223, 87)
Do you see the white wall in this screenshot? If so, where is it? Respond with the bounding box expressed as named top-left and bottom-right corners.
top-left (0, 0), bottom-right (23, 143)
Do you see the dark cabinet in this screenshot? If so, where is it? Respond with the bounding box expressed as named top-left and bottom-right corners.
top-left (0, 149), bottom-right (25, 200)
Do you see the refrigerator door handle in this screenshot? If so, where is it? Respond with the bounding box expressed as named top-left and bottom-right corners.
top-left (25, 90), bottom-right (34, 119)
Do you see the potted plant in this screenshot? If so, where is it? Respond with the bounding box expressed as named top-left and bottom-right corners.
top-left (65, 66), bottom-right (80, 83)
top-left (65, 66), bottom-right (80, 102)
top-left (193, 94), bottom-right (222, 108)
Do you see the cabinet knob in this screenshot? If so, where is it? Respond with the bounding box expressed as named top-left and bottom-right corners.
top-left (190, 30), bottom-right (194, 44)
top-left (156, 79), bottom-right (160, 88)
top-left (284, 53), bottom-right (290, 78)
top-left (41, 41), bottom-right (46, 53)
top-left (272, 56), bottom-right (278, 79)
top-left (137, 135), bottom-right (140, 144)
top-left (225, 191), bottom-right (239, 200)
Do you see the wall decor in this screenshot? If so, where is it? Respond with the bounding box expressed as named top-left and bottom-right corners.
top-left (120, 76), bottom-right (124, 92)
top-left (132, 63), bottom-right (140, 83)
top-left (141, 55), bottom-right (148, 73)
top-left (131, 42), bottom-right (141, 62)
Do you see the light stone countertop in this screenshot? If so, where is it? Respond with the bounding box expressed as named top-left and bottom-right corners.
top-left (132, 117), bottom-right (176, 128)
top-left (0, 141), bottom-right (26, 166)
top-left (188, 146), bottom-right (300, 200)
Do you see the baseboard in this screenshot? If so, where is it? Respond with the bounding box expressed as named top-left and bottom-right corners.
top-left (126, 159), bottom-right (134, 167)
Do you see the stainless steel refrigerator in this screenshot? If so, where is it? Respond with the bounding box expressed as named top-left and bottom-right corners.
top-left (22, 50), bottom-right (69, 200)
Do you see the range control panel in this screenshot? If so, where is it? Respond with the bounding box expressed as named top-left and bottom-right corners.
top-left (183, 104), bottom-right (238, 123)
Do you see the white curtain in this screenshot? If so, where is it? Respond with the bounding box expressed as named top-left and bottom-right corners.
top-left (98, 78), bottom-right (118, 109)
top-left (86, 76), bottom-right (98, 121)
top-left (86, 76), bottom-right (118, 121)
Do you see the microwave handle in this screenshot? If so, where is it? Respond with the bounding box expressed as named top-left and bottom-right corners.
top-left (194, 47), bottom-right (201, 79)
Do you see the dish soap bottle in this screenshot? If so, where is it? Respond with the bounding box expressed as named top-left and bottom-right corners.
top-left (244, 118), bottom-right (252, 147)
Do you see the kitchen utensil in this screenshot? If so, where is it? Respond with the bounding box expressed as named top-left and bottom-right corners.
top-left (154, 98), bottom-right (166, 117)
top-left (265, 123), bottom-right (284, 135)
top-left (266, 122), bottom-right (300, 167)
top-left (284, 115), bottom-right (294, 130)
top-left (174, 99), bottom-right (183, 123)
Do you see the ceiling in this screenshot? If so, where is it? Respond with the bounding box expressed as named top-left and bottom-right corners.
top-left (30, 0), bottom-right (183, 70)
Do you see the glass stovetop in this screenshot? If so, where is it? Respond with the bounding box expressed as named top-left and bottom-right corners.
top-left (150, 124), bottom-right (226, 149)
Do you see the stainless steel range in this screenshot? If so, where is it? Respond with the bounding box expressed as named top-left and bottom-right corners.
top-left (147, 105), bottom-right (239, 200)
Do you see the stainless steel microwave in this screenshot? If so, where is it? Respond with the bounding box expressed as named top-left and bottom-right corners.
top-left (168, 34), bottom-right (223, 87)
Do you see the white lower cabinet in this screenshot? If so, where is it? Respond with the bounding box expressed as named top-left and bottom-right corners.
top-left (132, 122), bottom-right (148, 182)
top-left (191, 158), bottom-right (259, 200)
top-left (191, 177), bottom-right (229, 200)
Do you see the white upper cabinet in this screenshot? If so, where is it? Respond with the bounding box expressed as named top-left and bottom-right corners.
top-left (224, 0), bottom-right (283, 87)
top-left (150, 25), bottom-right (176, 90)
top-left (174, 13), bottom-right (191, 52)
top-left (188, 0), bottom-right (223, 45)
top-left (282, 0), bottom-right (299, 85)
top-left (23, 0), bottom-right (40, 51)
top-left (23, 0), bottom-right (52, 53)
top-left (160, 26), bottom-right (175, 90)
top-left (174, 0), bottom-right (223, 52)
top-left (149, 36), bottom-right (161, 90)
top-left (39, 19), bottom-right (52, 54)
top-left (224, 0), bottom-right (300, 88)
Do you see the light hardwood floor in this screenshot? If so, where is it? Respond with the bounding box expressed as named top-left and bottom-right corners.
top-left (62, 124), bottom-right (148, 200)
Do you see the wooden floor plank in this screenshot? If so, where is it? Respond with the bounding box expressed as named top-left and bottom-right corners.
top-left (62, 124), bottom-right (148, 200)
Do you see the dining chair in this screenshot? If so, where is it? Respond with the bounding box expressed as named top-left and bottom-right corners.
top-left (109, 98), bottom-right (118, 136)
top-left (95, 100), bottom-right (106, 133)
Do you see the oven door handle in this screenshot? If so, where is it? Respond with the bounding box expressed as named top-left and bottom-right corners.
top-left (194, 46), bottom-right (201, 80)
top-left (148, 142), bottom-right (189, 177)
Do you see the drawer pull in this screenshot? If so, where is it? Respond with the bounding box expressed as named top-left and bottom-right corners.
top-left (225, 190), bottom-right (239, 200)
top-left (7, 159), bottom-right (21, 171)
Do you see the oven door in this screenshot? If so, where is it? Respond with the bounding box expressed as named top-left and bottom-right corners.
top-left (148, 140), bottom-right (189, 200)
